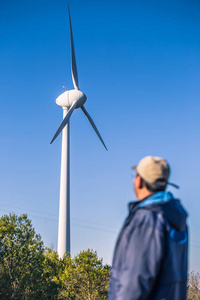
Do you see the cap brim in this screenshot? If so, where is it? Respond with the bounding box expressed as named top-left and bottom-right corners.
top-left (168, 182), bottom-right (180, 189)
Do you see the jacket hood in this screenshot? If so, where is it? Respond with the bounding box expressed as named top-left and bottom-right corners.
top-left (139, 191), bottom-right (188, 231)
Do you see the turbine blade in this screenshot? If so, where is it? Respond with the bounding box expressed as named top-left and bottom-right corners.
top-left (81, 106), bottom-right (108, 151)
top-left (68, 4), bottom-right (79, 90)
top-left (50, 102), bottom-right (77, 144)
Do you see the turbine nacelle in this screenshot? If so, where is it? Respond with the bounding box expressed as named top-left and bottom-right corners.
top-left (56, 89), bottom-right (87, 109)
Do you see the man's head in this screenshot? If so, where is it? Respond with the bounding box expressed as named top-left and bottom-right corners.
top-left (132, 156), bottom-right (178, 200)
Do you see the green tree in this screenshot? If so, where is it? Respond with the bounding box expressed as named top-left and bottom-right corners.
top-left (43, 248), bottom-right (61, 297)
top-left (0, 213), bottom-right (58, 299)
top-left (58, 249), bottom-right (110, 300)
top-left (0, 213), bottom-right (110, 299)
top-left (58, 253), bottom-right (77, 299)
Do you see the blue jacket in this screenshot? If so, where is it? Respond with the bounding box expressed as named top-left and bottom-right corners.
top-left (108, 191), bottom-right (188, 300)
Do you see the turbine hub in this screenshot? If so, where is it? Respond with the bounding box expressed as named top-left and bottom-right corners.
top-left (56, 89), bottom-right (87, 108)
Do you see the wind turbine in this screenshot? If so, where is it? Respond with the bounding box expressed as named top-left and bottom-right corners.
top-left (50, 5), bottom-right (107, 259)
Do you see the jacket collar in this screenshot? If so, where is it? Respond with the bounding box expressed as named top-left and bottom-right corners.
top-left (129, 191), bottom-right (174, 212)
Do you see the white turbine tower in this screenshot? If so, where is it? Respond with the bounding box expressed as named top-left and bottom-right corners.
top-left (50, 5), bottom-right (107, 259)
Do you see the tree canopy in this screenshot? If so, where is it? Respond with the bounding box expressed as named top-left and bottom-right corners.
top-left (58, 249), bottom-right (110, 299)
top-left (0, 213), bottom-right (59, 299)
top-left (0, 213), bottom-right (110, 300)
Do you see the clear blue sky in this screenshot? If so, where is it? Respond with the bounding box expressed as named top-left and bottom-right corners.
top-left (0, 0), bottom-right (200, 271)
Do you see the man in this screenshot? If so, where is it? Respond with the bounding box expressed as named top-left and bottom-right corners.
top-left (108, 156), bottom-right (188, 300)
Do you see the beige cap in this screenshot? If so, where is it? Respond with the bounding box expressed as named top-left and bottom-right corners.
top-left (132, 156), bottom-right (179, 189)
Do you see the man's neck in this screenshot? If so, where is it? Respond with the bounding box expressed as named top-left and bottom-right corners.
top-left (137, 191), bottom-right (154, 201)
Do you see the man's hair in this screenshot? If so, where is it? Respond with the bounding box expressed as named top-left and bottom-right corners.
top-left (142, 178), bottom-right (166, 193)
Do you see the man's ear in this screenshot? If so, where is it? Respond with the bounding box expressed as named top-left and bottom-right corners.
top-left (138, 175), bottom-right (144, 189)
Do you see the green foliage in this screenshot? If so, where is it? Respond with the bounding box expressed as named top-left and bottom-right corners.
top-left (0, 213), bottom-right (58, 299)
top-left (0, 213), bottom-right (110, 300)
top-left (58, 249), bottom-right (110, 300)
